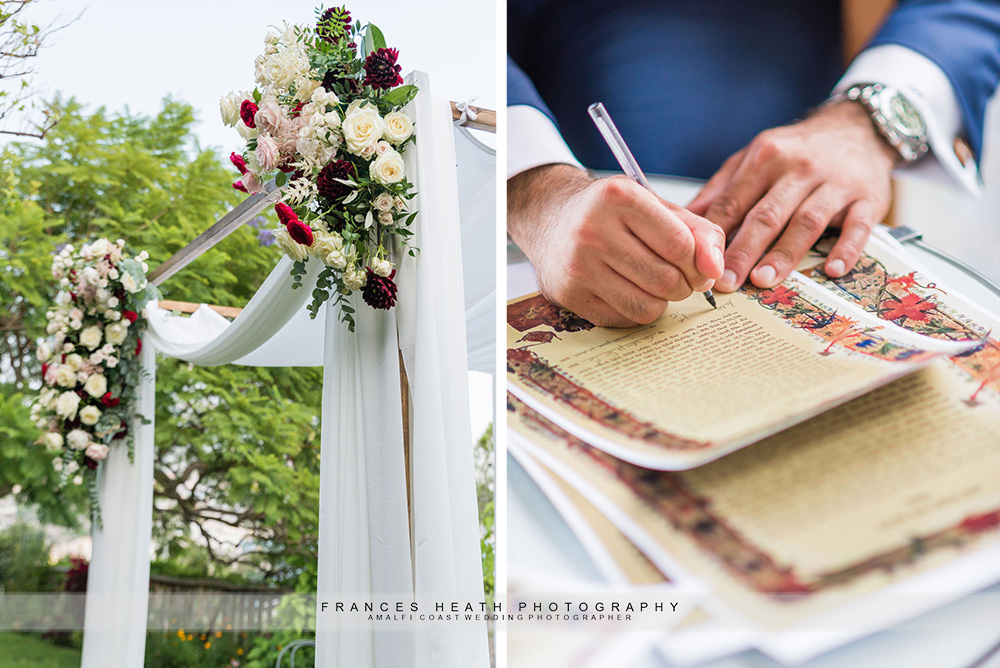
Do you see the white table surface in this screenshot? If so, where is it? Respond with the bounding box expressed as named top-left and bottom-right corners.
top-left (506, 176), bottom-right (1000, 668)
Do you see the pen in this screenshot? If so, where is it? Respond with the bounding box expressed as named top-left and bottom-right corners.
top-left (588, 102), bottom-right (717, 309)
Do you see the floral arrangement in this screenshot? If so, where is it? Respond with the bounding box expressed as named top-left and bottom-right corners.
top-left (221, 6), bottom-right (419, 330)
top-left (31, 239), bottom-right (159, 523)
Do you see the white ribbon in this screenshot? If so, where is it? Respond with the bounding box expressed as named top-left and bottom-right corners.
top-left (453, 97), bottom-right (479, 126)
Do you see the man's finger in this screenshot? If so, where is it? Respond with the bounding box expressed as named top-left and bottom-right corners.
top-left (750, 185), bottom-right (848, 288)
top-left (825, 200), bottom-right (878, 278)
top-left (687, 149), bottom-right (746, 215)
top-left (716, 176), bottom-right (818, 292)
top-left (701, 155), bottom-right (776, 237)
top-left (592, 262), bottom-right (671, 325)
top-left (671, 206), bottom-right (726, 288)
top-left (603, 231), bottom-right (696, 301)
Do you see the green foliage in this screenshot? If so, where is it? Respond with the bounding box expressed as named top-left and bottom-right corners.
top-left (475, 424), bottom-right (495, 599)
top-left (145, 629), bottom-right (250, 668)
top-left (0, 522), bottom-right (59, 592)
top-left (1, 97), bottom-right (322, 583)
top-left (0, 633), bottom-right (81, 668)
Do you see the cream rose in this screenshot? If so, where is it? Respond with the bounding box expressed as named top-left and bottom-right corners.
top-left (370, 150), bottom-right (405, 185)
top-left (43, 432), bottom-right (64, 451)
top-left (37, 342), bottom-right (52, 362)
top-left (273, 227), bottom-right (310, 262)
top-left (79, 405), bottom-right (101, 426)
top-left (65, 353), bottom-right (85, 371)
top-left (55, 392), bottom-right (81, 421)
top-left (220, 91), bottom-right (245, 127)
top-left (85, 442), bottom-right (110, 461)
top-left (373, 193), bottom-right (394, 211)
top-left (84, 374), bottom-right (107, 398)
top-left (371, 258), bottom-right (394, 277)
top-left (383, 111), bottom-right (414, 145)
top-left (80, 325), bottom-right (102, 350)
top-left (105, 322), bottom-right (128, 346)
top-left (342, 102), bottom-right (385, 155)
top-left (54, 365), bottom-right (77, 388)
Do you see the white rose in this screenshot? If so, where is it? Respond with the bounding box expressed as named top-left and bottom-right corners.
top-left (295, 75), bottom-right (321, 102)
top-left (65, 353), bottom-right (85, 371)
top-left (67, 429), bottom-right (90, 450)
top-left (80, 325), bottom-right (102, 350)
top-left (370, 150), bottom-right (405, 185)
top-left (105, 322), bottom-right (128, 346)
top-left (341, 265), bottom-right (367, 293)
top-left (107, 297), bottom-right (119, 308)
top-left (84, 374), bottom-right (107, 398)
top-left (79, 405), bottom-right (101, 426)
top-left (273, 227), bottom-right (310, 262)
top-left (324, 249), bottom-right (347, 269)
top-left (255, 133), bottom-right (280, 172)
top-left (373, 193), bottom-right (394, 211)
top-left (104, 310), bottom-right (121, 321)
top-left (85, 442), bottom-right (110, 461)
top-left (220, 91), bottom-right (245, 127)
top-left (342, 102), bottom-right (385, 155)
top-left (52, 458), bottom-right (63, 472)
top-left (121, 272), bottom-right (146, 294)
top-left (82, 266), bottom-right (101, 286)
top-left (311, 229), bottom-right (344, 258)
top-left (54, 365), bottom-right (77, 388)
top-left (106, 356), bottom-right (119, 368)
top-left (90, 239), bottom-right (110, 256)
top-left (56, 292), bottom-right (71, 306)
top-left (360, 143), bottom-right (376, 160)
top-left (40, 388), bottom-right (57, 409)
top-left (378, 211), bottom-right (393, 226)
top-left (383, 111), bottom-right (414, 144)
top-left (324, 111), bottom-right (341, 130)
top-left (310, 87), bottom-right (339, 108)
top-left (43, 432), bottom-right (64, 451)
top-left (55, 392), bottom-right (81, 421)
top-left (36, 342), bottom-right (52, 362)
top-left (371, 258), bottom-right (394, 277)
top-left (237, 120), bottom-right (258, 141)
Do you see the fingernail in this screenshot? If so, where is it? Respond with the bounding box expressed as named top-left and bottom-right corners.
top-left (827, 259), bottom-right (846, 276)
top-left (719, 270), bottom-right (738, 291)
top-left (754, 265), bottom-right (777, 286)
top-left (695, 278), bottom-right (715, 293)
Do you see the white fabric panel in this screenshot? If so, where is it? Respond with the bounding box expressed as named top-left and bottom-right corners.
top-left (144, 256), bottom-right (323, 366)
top-left (395, 71), bottom-right (492, 668)
top-left (454, 127), bottom-right (497, 376)
top-left (314, 299), bottom-right (414, 668)
top-left (80, 342), bottom-right (156, 668)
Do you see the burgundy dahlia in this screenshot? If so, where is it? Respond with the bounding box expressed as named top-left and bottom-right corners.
top-left (316, 6), bottom-right (353, 44)
top-left (287, 219), bottom-right (314, 246)
top-left (316, 159), bottom-right (357, 201)
top-left (240, 100), bottom-right (258, 128)
top-left (230, 152), bottom-right (248, 174)
top-left (362, 268), bottom-right (398, 310)
top-left (275, 202), bottom-right (298, 226)
top-left (363, 48), bottom-right (404, 90)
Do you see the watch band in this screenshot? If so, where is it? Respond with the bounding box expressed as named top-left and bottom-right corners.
top-left (826, 83), bottom-right (929, 164)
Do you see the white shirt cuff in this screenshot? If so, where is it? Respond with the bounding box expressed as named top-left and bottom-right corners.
top-left (836, 44), bottom-right (980, 196)
top-left (507, 105), bottom-right (583, 180)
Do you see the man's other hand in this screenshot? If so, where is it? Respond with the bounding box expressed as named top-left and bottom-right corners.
top-left (688, 101), bottom-right (898, 292)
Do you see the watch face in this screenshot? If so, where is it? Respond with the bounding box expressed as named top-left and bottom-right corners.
top-left (886, 94), bottom-right (924, 138)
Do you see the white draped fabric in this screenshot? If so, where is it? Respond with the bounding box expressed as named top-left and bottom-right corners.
top-left (79, 342), bottom-right (156, 667)
top-left (81, 71), bottom-right (492, 668)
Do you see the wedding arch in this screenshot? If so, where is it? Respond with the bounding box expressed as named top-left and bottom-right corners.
top-left (77, 72), bottom-right (496, 668)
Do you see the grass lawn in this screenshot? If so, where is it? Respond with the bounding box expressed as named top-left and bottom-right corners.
top-left (0, 633), bottom-right (81, 668)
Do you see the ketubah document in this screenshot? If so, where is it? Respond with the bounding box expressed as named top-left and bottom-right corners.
top-left (506, 229), bottom-right (983, 470)
top-left (507, 226), bottom-right (1000, 660)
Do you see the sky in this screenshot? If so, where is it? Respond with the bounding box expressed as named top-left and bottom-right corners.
top-left (12, 0), bottom-right (499, 438)
top-left (15, 0), bottom-right (497, 152)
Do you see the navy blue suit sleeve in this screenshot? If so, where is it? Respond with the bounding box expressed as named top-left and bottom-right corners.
top-left (507, 55), bottom-right (558, 125)
top-left (869, 0), bottom-right (1000, 159)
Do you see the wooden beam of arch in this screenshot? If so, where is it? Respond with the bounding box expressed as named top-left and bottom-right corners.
top-left (148, 102), bottom-right (495, 288)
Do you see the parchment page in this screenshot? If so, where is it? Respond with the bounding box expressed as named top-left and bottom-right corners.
top-left (507, 274), bottom-right (970, 470)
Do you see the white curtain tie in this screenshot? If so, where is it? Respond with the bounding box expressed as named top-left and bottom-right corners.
top-left (454, 98), bottom-right (479, 126)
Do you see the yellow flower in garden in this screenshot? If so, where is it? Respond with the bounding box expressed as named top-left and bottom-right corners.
top-left (225, 623), bottom-right (233, 630)
top-left (176, 629), bottom-right (185, 639)
top-left (186, 634), bottom-right (194, 641)
top-left (204, 641), bottom-right (211, 649)
top-left (237, 648), bottom-right (244, 655)
top-left (200, 634), bottom-right (207, 641)
top-left (215, 631), bottom-right (222, 638)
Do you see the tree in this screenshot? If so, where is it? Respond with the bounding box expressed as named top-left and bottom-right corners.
top-left (0, 0), bottom-right (71, 139)
top-left (1, 97), bottom-right (323, 584)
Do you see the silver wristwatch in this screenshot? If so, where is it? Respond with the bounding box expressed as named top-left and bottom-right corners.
top-left (826, 83), bottom-right (929, 163)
